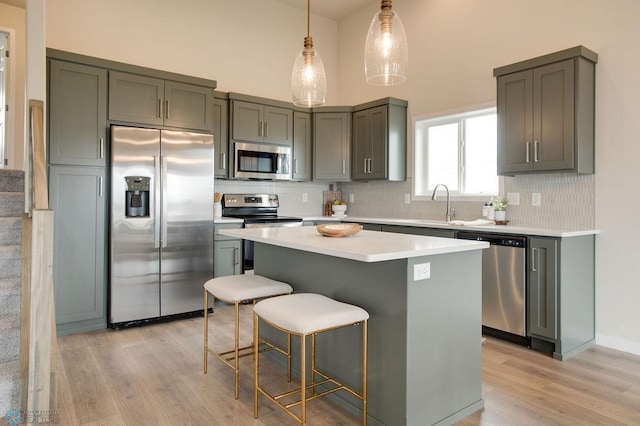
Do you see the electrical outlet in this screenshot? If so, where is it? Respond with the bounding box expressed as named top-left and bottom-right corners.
top-left (413, 262), bottom-right (431, 281)
top-left (404, 193), bottom-right (411, 204)
top-left (507, 192), bottom-right (520, 206)
top-left (349, 193), bottom-right (354, 203)
top-left (532, 193), bottom-right (541, 206)
top-left (302, 193), bottom-right (308, 203)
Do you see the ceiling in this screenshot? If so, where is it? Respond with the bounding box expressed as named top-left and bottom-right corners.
top-left (274, 0), bottom-right (373, 20)
top-left (0, 0), bottom-right (373, 20)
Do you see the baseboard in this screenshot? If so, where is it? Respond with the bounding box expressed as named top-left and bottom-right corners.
top-left (596, 333), bottom-right (640, 356)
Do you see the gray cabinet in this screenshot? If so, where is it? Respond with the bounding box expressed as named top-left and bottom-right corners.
top-left (313, 108), bottom-right (351, 181)
top-left (109, 71), bottom-right (214, 132)
top-left (527, 235), bottom-right (595, 360)
top-left (231, 99), bottom-right (293, 146)
top-left (48, 57), bottom-right (109, 335)
top-left (48, 60), bottom-right (107, 166)
top-left (214, 223), bottom-right (242, 277)
top-left (49, 166), bottom-right (107, 335)
top-left (494, 46), bottom-right (597, 175)
top-left (352, 98), bottom-right (407, 181)
top-left (214, 92), bottom-right (229, 178)
top-left (528, 237), bottom-right (558, 340)
top-left (380, 224), bottom-right (456, 239)
top-left (292, 111), bottom-right (312, 181)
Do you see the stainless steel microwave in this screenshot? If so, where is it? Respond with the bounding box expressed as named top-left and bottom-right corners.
top-left (233, 142), bottom-right (291, 180)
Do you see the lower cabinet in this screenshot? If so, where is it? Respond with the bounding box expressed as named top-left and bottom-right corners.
top-left (528, 237), bottom-right (558, 340)
top-left (214, 223), bottom-right (242, 277)
top-left (527, 235), bottom-right (595, 360)
top-left (49, 165), bottom-right (107, 335)
top-left (380, 224), bottom-right (456, 238)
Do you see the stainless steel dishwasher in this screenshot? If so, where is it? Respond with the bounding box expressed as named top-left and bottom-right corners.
top-left (457, 231), bottom-right (528, 343)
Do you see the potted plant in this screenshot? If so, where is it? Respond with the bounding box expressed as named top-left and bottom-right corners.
top-left (332, 199), bottom-right (347, 217)
top-left (492, 196), bottom-right (508, 221)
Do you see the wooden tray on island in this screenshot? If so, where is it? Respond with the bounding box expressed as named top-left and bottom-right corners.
top-left (316, 223), bottom-right (363, 237)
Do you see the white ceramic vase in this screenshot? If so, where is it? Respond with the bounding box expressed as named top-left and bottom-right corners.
top-left (332, 204), bottom-right (347, 216)
top-left (494, 210), bottom-right (506, 221)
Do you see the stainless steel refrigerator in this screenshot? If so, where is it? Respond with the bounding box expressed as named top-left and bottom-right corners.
top-left (110, 125), bottom-right (214, 326)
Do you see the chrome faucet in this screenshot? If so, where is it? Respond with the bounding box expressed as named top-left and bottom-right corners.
top-left (431, 184), bottom-right (454, 222)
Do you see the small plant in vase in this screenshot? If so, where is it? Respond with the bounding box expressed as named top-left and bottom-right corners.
top-left (332, 199), bottom-right (347, 217)
top-left (492, 196), bottom-right (508, 222)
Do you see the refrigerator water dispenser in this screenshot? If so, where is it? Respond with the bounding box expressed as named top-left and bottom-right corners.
top-left (124, 176), bottom-right (150, 218)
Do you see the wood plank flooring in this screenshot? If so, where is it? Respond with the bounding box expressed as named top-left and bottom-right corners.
top-left (56, 304), bottom-right (640, 425)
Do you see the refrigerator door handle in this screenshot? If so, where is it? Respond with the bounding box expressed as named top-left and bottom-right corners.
top-left (161, 155), bottom-right (168, 248)
top-left (154, 155), bottom-right (161, 248)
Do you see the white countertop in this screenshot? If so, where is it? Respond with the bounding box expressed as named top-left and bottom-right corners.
top-left (213, 217), bottom-right (244, 224)
top-left (332, 217), bottom-right (599, 238)
top-left (218, 226), bottom-right (488, 263)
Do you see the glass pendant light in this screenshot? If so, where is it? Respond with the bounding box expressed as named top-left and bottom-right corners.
top-left (364, 0), bottom-right (408, 86)
top-left (292, 0), bottom-right (326, 107)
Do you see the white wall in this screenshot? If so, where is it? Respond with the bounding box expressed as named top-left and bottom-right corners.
top-left (45, 0), bottom-right (338, 104)
top-left (337, 0), bottom-right (640, 354)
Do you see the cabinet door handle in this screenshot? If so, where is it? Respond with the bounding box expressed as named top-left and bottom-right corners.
top-left (531, 248), bottom-right (538, 272)
top-left (98, 176), bottom-right (103, 198)
top-left (158, 99), bottom-right (163, 119)
top-left (534, 140), bottom-right (539, 162)
top-left (165, 100), bottom-right (170, 119)
top-left (342, 160), bottom-right (346, 174)
top-left (294, 158), bottom-right (298, 174)
top-left (99, 138), bottom-right (104, 159)
top-left (368, 158), bottom-right (373, 173)
top-left (221, 152), bottom-right (226, 170)
top-left (264, 122), bottom-right (269, 138)
top-left (234, 247), bottom-right (239, 265)
top-left (363, 158), bottom-right (367, 173)
top-left (526, 141), bottom-right (531, 163)
top-left (258, 121), bottom-right (263, 137)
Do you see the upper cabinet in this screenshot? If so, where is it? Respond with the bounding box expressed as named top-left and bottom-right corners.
top-left (351, 97), bottom-right (407, 181)
top-left (109, 71), bottom-right (214, 132)
top-left (229, 93), bottom-right (293, 146)
top-left (213, 91), bottom-right (229, 178)
top-left (494, 46), bottom-right (597, 175)
top-left (292, 111), bottom-right (312, 181)
top-left (48, 60), bottom-right (108, 167)
top-left (313, 107), bottom-right (352, 181)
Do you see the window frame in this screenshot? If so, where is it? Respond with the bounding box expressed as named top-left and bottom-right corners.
top-left (412, 105), bottom-right (501, 202)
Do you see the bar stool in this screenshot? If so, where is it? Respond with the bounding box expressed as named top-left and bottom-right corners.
top-left (203, 274), bottom-right (293, 399)
top-left (253, 293), bottom-right (369, 425)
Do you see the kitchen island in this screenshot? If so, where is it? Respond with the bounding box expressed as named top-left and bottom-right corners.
top-left (219, 226), bottom-right (488, 426)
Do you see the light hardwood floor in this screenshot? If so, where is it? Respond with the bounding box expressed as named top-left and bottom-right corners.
top-left (56, 304), bottom-right (640, 425)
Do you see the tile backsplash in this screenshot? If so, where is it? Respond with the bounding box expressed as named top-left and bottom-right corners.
top-left (503, 173), bottom-right (595, 230)
top-left (216, 172), bottom-right (595, 231)
top-left (339, 173), bottom-right (595, 230)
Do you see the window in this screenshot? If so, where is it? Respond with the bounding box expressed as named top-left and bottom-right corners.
top-left (414, 108), bottom-right (498, 198)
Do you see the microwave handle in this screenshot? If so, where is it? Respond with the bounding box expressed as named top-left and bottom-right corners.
top-left (277, 155), bottom-right (282, 174)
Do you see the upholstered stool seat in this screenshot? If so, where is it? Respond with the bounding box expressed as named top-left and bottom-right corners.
top-left (253, 293), bottom-right (369, 425)
top-left (203, 274), bottom-right (293, 399)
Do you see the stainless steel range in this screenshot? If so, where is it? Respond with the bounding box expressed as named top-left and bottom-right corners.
top-left (221, 193), bottom-right (303, 270)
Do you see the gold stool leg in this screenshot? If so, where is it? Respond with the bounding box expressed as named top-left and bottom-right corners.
top-left (287, 332), bottom-right (292, 382)
top-left (203, 290), bottom-right (208, 373)
top-left (253, 312), bottom-right (259, 419)
top-left (362, 320), bottom-right (368, 426)
top-left (300, 333), bottom-right (307, 425)
top-left (234, 301), bottom-right (240, 399)
top-left (310, 333), bottom-right (316, 397)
